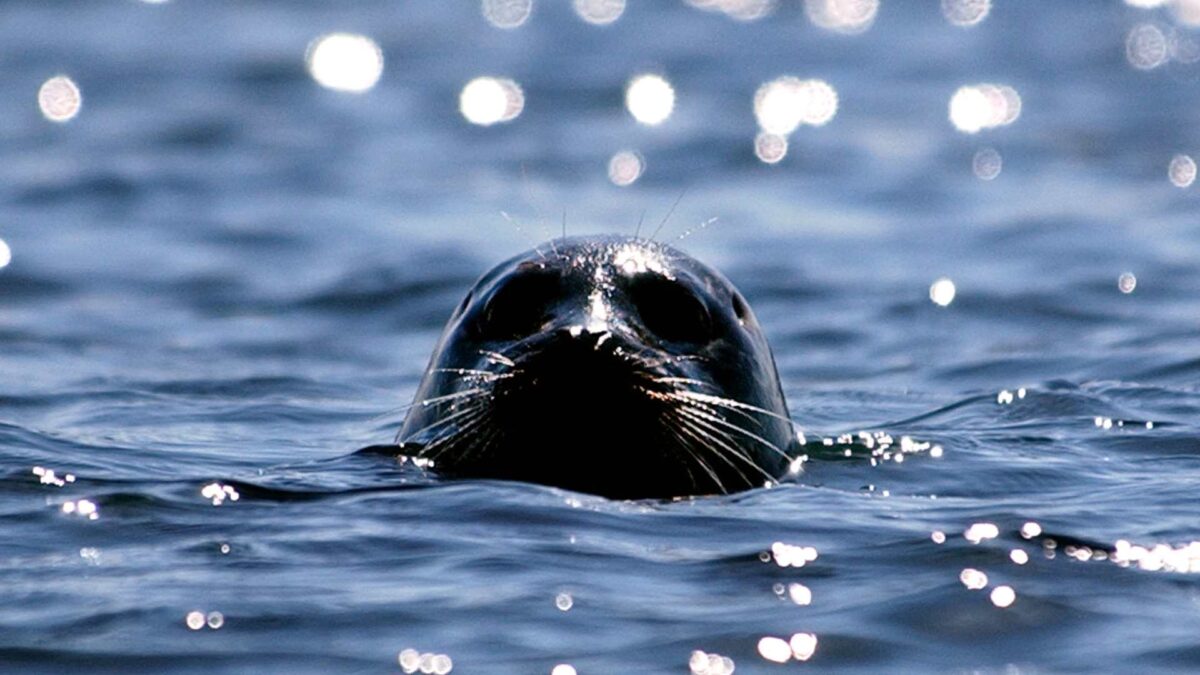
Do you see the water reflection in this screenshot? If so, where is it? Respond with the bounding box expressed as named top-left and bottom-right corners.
top-left (929, 277), bottom-right (956, 307)
top-left (1118, 272), bottom-right (1137, 293)
top-left (754, 77), bottom-right (838, 134)
top-left (949, 84), bottom-right (1021, 133)
top-left (972, 147), bottom-right (1003, 180)
top-left (460, 77), bottom-right (525, 125)
top-left (685, 0), bottom-right (778, 22)
top-left (482, 0), bottom-right (533, 29)
top-left (1168, 153), bottom-right (1196, 187)
top-left (989, 585), bottom-right (1016, 608)
top-left (689, 650), bottom-right (735, 675)
top-left (754, 132), bottom-right (788, 163)
top-left (607, 150), bottom-right (644, 186)
top-left (625, 74), bottom-right (674, 125)
top-left (399, 649), bottom-right (454, 674)
top-left (1126, 24), bottom-right (1169, 70)
top-left (38, 75), bottom-right (82, 122)
top-left (942, 0), bottom-right (991, 27)
top-left (306, 33), bottom-right (383, 93)
top-left (805, 0), bottom-right (878, 34)
top-left (573, 0), bottom-right (625, 25)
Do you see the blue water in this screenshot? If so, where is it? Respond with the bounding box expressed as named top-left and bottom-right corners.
top-left (4, 1), bottom-right (1200, 672)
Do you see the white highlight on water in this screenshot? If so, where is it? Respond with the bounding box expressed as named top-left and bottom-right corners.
top-left (482, 0), bottom-right (533, 28)
top-left (626, 74), bottom-right (675, 125)
top-left (1168, 154), bottom-right (1196, 187)
top-left (306, 34), bottom-right (384, 93)
top-left (930, 278), bottom-right (957, 307)
top-left (460, 77), bottom-right (525, 126)
top-left (39, 75), bottom-right (82, 122)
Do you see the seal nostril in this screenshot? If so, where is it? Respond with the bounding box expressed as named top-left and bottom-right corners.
top-left (732, 293), bottom-right (750, 324)
top-left (476, 270), bottom-right (562, 341)
top-left (625, 274), bottom-right (712, 344)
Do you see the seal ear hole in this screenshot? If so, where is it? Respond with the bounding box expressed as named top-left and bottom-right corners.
top-left (477, 272), bottom-right (561, 341)
top-left (627, 275), bottom-right (712, 344)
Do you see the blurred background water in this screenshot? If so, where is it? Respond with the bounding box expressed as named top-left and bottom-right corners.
top-left (3, 0), bottom-right (1200, 672)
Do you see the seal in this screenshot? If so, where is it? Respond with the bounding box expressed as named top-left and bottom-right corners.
top-left (395, 235), bottom-right (798, 499)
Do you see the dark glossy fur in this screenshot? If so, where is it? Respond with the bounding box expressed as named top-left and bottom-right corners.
top-left (397, 235), bottom-right (797, 499)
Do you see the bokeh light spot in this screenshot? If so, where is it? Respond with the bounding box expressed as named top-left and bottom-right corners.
top-left (949, 84), bottom-right (1021, 133)
top-left (754, 77), bottom-right (838, 134)
top-left (973, 147), bottom-right (1002, 180)
top-left (990, 585), bottom-right (1016, 607)
top-left (185, 611), bottom-right (205, 630)
top-left (460, 77), bottom-right (525, 126)
top-left (942, 0), bottom-right (990, 26)
top-left (482, 0), bottom-right (532, 28)
top-left (608, 150), bottom-right (645, 186)
top-left (0, 239), bottom-right (11, 271)
top-left (626, 74), bottom-right (675, 126)
top-left (1127, 24), bottom-right (1169, 70)
top-left (38, 75), bottom-right (82, 122)
top-left (574, 0), bottom-right (625, 24)
top-left (1168, 154), bottom-right (1196, 187)
top-left (1118, 272), bottom-right (1137, 294)
top-left (754, 132), bottom-right (788, 164)
top-left (930, 277), bottom-right (956, 306)
top-left (805, 0), bottom-right (879, 34)
top-left (789, 633), bottom-right (818, 661)
top-left (959, 568), bottom-right (988, 590)
top-left (689, 650), bottom-right (735, 675)
top-left (306, 33), bottom-right (383, 93)
top-left (756, 636), bottom-right (792, 663)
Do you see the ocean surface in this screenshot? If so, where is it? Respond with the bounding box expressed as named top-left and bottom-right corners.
top-left (3, 1), bottom-right (1200, 672)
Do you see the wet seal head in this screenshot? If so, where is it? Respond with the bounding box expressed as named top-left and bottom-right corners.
top-left (396, 235), bottom-right (798, 499)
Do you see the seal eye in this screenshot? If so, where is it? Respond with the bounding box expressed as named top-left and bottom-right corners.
top-left (477, 272), bottom-right (560, 340)
top-left (627, 275), bottom-right (712, 344)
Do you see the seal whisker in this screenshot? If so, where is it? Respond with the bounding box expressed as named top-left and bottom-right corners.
top-left (378, 387), bottom-right (489, 425)
top-left (666, 412), bottom-right (733, 494)
top-left (675, 404), bottom-right (791, 462)
top-left (670, 390), bottom-right (796, 425)
top-left (648, 376), bottom-right (717, 389)
top-left (674, 405), bottom-right (780, 469)
top-left (478, 350), bottom-right (516, 368)
top-left (672, 409), bottom-right (771, 486)
top-left (668, 392), bottom-right (765, 431)
top-left (417, 407), bottom-right (494, 465)
top-left (431, 368), bottom-right (510, 378)
top-left (642, 386), bottom-right (781, 472)
top-left (399, 400), bottom-right (490, 445)
top-left (414, 387), bottom-right (490, 409)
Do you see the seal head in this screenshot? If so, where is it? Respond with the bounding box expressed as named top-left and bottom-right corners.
top-left (398, 235), bottom-right (796, 499)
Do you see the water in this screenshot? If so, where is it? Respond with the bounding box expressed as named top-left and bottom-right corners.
top-left (3, 1), bottom-right (1200, 672)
